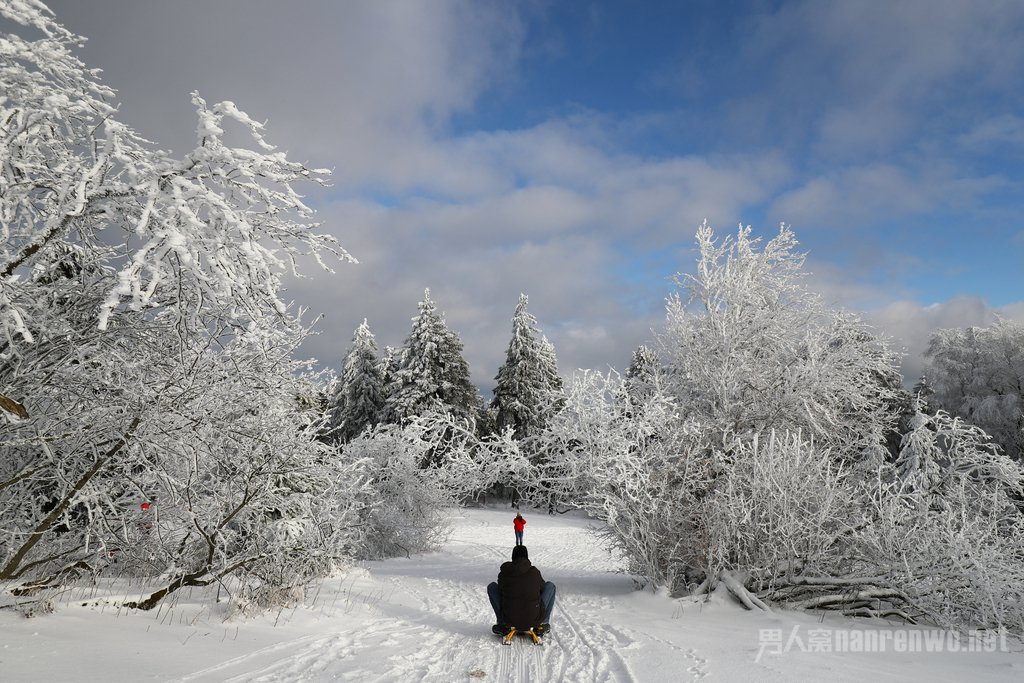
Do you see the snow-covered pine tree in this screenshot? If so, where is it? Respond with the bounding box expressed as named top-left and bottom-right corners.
top-left (438, 322), bottom-right (482, 421)
top-left (624, 344), bottom-right (660, 404)
top-left (492, 294), bottom-right (564, 441)
top-left (538, 334), bottom-right (564, 396)
top-left (383, 290), bottom-right (479, 425)
top-left (380, 345), bottom-right (403, 389)
top-left (326, 319), bottom-right (385, 443)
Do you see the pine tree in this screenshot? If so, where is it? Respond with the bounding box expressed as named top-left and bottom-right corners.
top-left (380, 345), bottom-right (403, 389)
top-left (624, 344), bottom-right (660, 403)
top-left (492, 294), bottom-right (564, 440)
top-left (539, 334), bottom-right (564, 396)
top-left (383, 289), bottom-right (479, 424)
top-left (326, 319), bottom-right (385, 443)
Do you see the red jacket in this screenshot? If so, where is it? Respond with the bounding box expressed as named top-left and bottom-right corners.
top-left (513, 516), bottom-right (525, 532)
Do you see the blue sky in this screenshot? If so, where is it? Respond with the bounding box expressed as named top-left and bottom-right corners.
top-left (33, 0), bottom-right (1024, 389)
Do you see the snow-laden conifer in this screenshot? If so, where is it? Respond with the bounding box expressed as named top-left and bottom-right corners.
top-left (383, 290), bottom-right (479, 424)
top-left (624, 344), bottom-right (660, 404)
top-left (326, 320), bottom-right (385, 443)
top-left (492, 294), bottom-right (564, 440)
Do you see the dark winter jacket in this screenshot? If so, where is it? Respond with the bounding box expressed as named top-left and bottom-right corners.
top-left (497, 556), bottom-right (545, 629)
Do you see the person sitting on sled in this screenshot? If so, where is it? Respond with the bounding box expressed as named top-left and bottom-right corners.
top-left (487, 545), bottom-right (556, 637)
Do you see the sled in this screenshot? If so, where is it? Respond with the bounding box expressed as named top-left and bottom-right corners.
top-left (495, 626), bottom-right (544, 646)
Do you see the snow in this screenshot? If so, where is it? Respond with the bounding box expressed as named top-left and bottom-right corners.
top-left (2, 506), bottom-right (1021, 682)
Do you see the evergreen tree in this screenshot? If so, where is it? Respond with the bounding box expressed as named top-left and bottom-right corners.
top-left (326, 319), bottom-right (385, 443)
top-left (911, 374), bottom-right (934, 408)
top-left (624, 344), bottom-right (660, 403)
top-left (539, 334), bottom-right (564, 396)
top-left (383, 289), bottom-right (479, 424)
top-left (492, 294), bottom-right (564, 440)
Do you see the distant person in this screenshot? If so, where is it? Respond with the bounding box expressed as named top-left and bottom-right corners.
top-left (488, 545), bottom-right (556, 637)
top-left (513, 512), bottom-right (525, 546)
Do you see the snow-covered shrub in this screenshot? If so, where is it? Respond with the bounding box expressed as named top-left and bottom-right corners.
top-left (406, 411), bottom-right (532, 501)
top-left (857, 480), bottom-right (1024, 631)
top-left (701, 432), bottom-right (859, 587)
top-left (343, 425), bottom-right (455, 559)
top-left (851, 404), bottom-right (1024, 630)
top-left (343, 412), bottom-right (530, 559)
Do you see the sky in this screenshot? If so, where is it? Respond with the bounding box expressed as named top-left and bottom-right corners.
top-left (29, 0), bottom-right (1024, 393)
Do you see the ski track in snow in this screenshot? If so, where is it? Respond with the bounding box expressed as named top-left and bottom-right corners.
top-left (173, 508), bottom-right (708, 682)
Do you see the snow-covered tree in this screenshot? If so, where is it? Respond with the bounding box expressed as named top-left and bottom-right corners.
top-left (492, 294), bottom-right (564, 441)
top-left (383, 290), bottom-right (479, 425)
top-left (660, 223), bottom-right (901, 469)
top-left (0, 2), bottom-right (356, 610)
top-left (924, 319), bottom-right (1024, 462)
top-left (325, 319), bottom-right (385, 443)
top-left (624, 343), bottom-right (660, 404)
top-left (380, 345), bottom-right (403, 388)
top-left (911, 374), bottom-right (934, 408)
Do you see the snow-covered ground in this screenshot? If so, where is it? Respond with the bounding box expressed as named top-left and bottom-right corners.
top-left (2, 506), bottom-right (1022, 682)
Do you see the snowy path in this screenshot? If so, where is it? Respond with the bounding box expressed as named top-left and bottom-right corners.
top-left (174, 507), bottom-right (708, 682)
top-left (5, 506), bottom-right (1022, 682)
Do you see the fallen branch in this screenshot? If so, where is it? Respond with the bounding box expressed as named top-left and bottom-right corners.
top-left (719, 570), bottom-right (771, 611)
top-left (0, 393), bottom-right (28, 420)
top-left (792, 588), bottom-right (905, 610)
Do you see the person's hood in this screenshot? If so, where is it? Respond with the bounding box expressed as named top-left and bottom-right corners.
top-left (509, 556), bottom-right (533, 574)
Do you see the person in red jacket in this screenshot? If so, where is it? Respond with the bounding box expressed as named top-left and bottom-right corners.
top-left (513, 513), bottom-right (525, 546)
top-left (488, 545), bottom-right (556, 636)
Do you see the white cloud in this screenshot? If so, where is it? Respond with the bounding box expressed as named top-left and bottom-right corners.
top-left (39, 0), bottom-right (1022, 400)
top-left (768, 164), bottom-right (1003, 230)
top-left (47, 0), bottom-right (525, 189)
top-left (958, 114), bottom-right (1024, 151)
top-left (745, 0), bottom-right (1024, 156)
